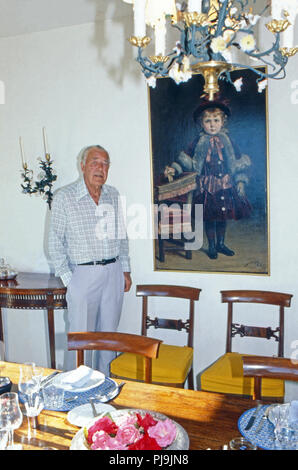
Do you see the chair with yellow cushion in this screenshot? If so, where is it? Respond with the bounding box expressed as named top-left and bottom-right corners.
top-left (242, 355), bottom-right (298, 401)
top-left (110, 284), bottom-right (201, 389)
top-left (68, 331), bottom-right (162, 383)
top-left (198, 290), bottom-right (293, 400)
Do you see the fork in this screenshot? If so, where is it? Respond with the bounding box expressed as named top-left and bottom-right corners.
top-left (89, 398), bottom-right (101, 417)
top-left (255, 404), bottom-right (277, 434)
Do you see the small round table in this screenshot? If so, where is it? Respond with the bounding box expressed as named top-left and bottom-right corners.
top-left (0, 272), bottom-right (67, 368)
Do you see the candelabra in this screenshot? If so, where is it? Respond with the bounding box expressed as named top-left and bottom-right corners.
top-left (19, 130), bottom-right (57, 210)
top-left (124, 0), bottom-right (298, 100)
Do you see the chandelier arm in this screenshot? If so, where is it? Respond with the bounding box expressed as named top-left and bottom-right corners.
top-left (229, 61), bottom-right (286, 80)
top-left (136, 55), bottom-right (168, 77)
top-left (215, 0), bottom-right (230, 37)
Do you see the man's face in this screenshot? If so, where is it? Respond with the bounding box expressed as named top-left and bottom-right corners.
top-left (81, 148), bottom-right (110, 188)
top-left (201, 110), bottom-right (224, 136)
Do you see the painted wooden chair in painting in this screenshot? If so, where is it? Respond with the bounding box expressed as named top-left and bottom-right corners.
top-left (242, 355), bottom-right (298, 401)
top-left (155, 172), bottom-right (197, 262)
top-left (67, 332), bottom-right (162, 384)
top-left (198, 290), bottom-right (293, 401)
top-left (110, 284), bottom-right (201, 389)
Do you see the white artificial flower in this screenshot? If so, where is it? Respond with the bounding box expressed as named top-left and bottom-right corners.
top-left (221, 47), bottom-right (233, 63)
top-left (233, 77), bottom-right (243, 92)
top-left (169, 63), bottom-right (182, 83)
top-left (240, 34), bottom-right (256, 52)
top-left (146, 76), bottom-right (157, 88)
top-left (223, 30), bottom-right (234, 44)
top-left (247, 13), bottom-right (260, 26)
top-left (257, 79), bottom-right (268, 93)
top-left (225, 17), bottom-right (234, 28)
top-left (211, 36), bottom-right (227, 54)
top-left (169, 58), bottom-right (192, 84)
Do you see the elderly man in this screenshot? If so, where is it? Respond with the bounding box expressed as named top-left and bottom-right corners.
top-left (48, 145), bottom-right (131, 374)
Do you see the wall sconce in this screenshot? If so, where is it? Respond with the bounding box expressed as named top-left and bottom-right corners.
top-left (19, 128), bottom-right (57, 210)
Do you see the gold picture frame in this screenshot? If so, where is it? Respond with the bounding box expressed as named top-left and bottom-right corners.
top-left (148, 67), bottom-right (270, 275)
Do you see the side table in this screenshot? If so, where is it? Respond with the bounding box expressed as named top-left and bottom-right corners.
top-left (0, 272), bottom-right (67, 369)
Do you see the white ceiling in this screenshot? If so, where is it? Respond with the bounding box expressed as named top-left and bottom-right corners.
top-left (0, 0), bottom-right (131, 38)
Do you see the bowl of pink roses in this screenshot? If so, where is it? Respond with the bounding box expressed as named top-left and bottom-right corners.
top-left (70, 409), bottom-right (189, 450)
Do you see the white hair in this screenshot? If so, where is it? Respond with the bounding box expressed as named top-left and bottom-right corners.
top-left (81, 145), bottom-right (110, 165)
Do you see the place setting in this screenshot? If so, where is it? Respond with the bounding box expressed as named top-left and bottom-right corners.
top-left (17, 363), bottom-right (125, 429)
top-left (238, 400), bottom-right (298, 450)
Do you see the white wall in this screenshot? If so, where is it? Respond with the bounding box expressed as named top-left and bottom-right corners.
top-left (0, 15), bottom-right (298, 399)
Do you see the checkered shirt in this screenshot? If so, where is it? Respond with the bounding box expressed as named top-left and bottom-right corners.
top-left (48, 178), bottom-right (130, 286)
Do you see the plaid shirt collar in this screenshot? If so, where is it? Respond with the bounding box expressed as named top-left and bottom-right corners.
top-left (76, 177), bottom-right (107, 201)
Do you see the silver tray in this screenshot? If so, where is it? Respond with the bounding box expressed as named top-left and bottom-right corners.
top-left (0, 274), bottom-right (17, 280)
top-left (70, 408), bottom-right (189, 450)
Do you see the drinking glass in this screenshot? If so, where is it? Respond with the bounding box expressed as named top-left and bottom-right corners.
top-left (19, 363), bottom-right (38, 400)
top-left (229, 437), bottom-right (257, 450)
top-left (273, 405), bottom-right (298, 449)
top-left (0, 392), bottom-right (23, 449)
top-left (18, 363), bottom-right (44, 422)
top-left (32, 365), bottom-right (44, 387)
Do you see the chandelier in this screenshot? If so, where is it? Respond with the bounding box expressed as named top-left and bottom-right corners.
top-left (123, 0), bottom-right (298, 100)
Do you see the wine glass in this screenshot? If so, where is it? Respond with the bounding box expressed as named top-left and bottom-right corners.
top-left (18, 363), bottom-right (44, 426)
top-left (0, 392), bottom-right (23, 449)
top-left (32, 364), bottom-right (44, 388)
top-left (18, 363), bottom-right (39, 396)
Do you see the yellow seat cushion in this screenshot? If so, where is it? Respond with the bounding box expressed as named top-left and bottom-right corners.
top-left (110, 343), bottom-right (193, 385)
top-left (200, 352), bottom-right (284, 397)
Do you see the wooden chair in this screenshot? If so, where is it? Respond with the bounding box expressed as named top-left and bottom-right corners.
top-left (242, 355), bottom-right (298, 401)
top-left (67, 332), bottom-right (162, 384)
top-left (110, 284), bottom-right (201, 389)
top-left (199, 290), bottom-right (293, 400)
top-left (155, 172), bottom-right (197, 262)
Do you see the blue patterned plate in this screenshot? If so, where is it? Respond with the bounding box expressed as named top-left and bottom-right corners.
top-left (238, 405), bottom-right (277, 450)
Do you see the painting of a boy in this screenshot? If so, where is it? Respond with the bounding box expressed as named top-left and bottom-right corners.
top-left (164, 99), bottom-right (252, 260)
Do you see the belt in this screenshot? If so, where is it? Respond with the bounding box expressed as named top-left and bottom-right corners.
top-left (78, 257), bottom-right (118, 266)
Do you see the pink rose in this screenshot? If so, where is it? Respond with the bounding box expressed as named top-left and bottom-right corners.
top-left (147, 419), bottom-right (177, 448)
top-left (116, 424), bottom-right (142, 446)
top-left (87, 416), bottom-right (118, 444)
top-left (91, 431), bottom-right (127, 450)
top-left (115, 413), bottom-right (139, 427)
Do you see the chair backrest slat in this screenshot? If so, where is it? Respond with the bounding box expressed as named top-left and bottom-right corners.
top-left (136, 284), bottom-right (201, 349)
top-left (221, 290), bottom-right (293, 355)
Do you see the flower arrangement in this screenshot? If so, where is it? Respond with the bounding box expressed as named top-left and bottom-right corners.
top-left (84, 411), bottom-right (177, 450)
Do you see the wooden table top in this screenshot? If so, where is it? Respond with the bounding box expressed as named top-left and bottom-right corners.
top-left (0, 272), bottom-right (66, 293)
top-left (0, 361), bottom-right (255, 451)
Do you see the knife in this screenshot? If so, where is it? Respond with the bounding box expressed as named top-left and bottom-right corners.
top-left (245, 403), bottom-right (263, 431)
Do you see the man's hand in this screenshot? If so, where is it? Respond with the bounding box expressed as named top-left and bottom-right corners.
top-left (124, 272), bottom-right (132, 292)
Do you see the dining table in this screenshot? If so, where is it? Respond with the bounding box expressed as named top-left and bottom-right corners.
top-left (0, 361), bottom-right (257, 451)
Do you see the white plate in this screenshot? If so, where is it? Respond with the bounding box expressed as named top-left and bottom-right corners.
top-left (50, 370), bottom-right (105, 392)
top-left (67, 403), bottom-right (116, 428)
top-left (69, 409), bottom-right (189, 450)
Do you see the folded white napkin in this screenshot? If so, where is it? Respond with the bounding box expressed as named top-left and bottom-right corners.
top-left (288, 400), bottom-right (298, 425)
top-left (60, 365), bottom-right (104, 388)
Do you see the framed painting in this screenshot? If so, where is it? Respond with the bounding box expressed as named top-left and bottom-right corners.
top-left (148, 67), bottom-right (269, 275)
